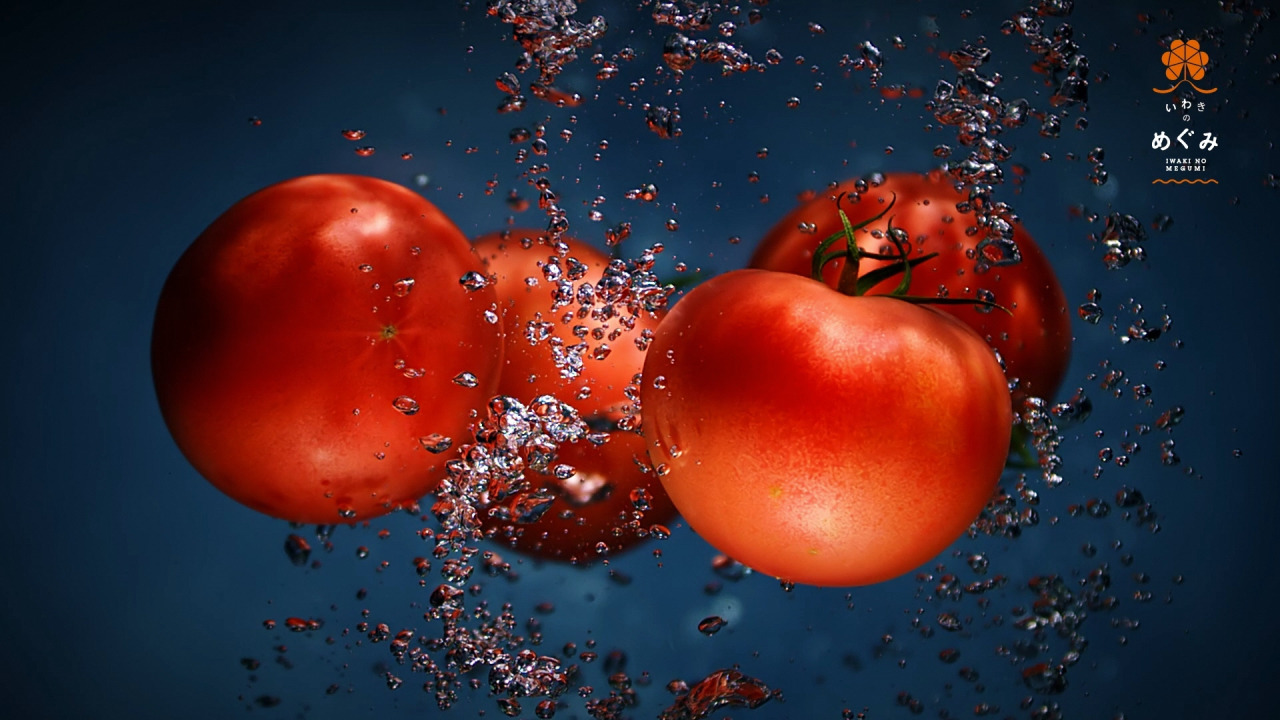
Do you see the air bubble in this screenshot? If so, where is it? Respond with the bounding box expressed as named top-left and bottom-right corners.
top-left (460, 271), bottom-right (490, 291)
top-left (392, 396), bottom-right (420, 415)
top-left (697, 616), bottom-right (727, 635)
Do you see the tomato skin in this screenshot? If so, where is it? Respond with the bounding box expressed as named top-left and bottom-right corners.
top-left (472, 230), bottom-right (676, 562)
top-left (152, 175), bottom-right (502, 524)
top-left (749, 170), bottom-right (1072, 406)
top-left (641, 270), bottom-right (1012, 587)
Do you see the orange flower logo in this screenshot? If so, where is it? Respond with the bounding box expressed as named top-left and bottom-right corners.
top-left (1154, 38), bottom-right (1217, 94)
top-left (1164, 39), bottom-right (1208, 81)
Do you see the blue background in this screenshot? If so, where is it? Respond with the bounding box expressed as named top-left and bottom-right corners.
top-left (4, 1), bottom-right (1276, 718)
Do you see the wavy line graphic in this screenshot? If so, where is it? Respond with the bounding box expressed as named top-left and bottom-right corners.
top-left (1151, 178), bottom-right (1218, 184)
top-left (1152, 79), bottom-right (1217, 94)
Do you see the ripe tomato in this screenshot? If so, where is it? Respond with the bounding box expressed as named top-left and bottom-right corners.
top-left (749, 170), bottom-right (1072, 406)
top-left (472, 230), bottom-right (676, 562)
top-left (641, 270), bottom-right (1013, 586)
top-left (152, 174), bottom-right (502, 524)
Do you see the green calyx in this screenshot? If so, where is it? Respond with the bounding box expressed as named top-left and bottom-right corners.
top-left (813, 192), bottom-right (1010, 316)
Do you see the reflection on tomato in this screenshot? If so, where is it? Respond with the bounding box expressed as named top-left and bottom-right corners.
top-left (473, 230), bottom-right (676, 562)
top-left (152, 175), bottom-right (502, 524)
top-left (642, 270), bottom-right (1012, 587)
top-left (749, 170), bottom-right (1072, 406)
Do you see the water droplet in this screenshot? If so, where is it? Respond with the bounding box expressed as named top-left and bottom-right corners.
top-left (354, 146), bottom-right (376, 157)
top-left (284, 534), bottom-right (311, 566)
top-left (937, 612), bottom-right (964, 631)
top-left (659, 669), bottom-right (775, 718)
top-left (697, 616), bottom-right (727, 635)
top-left (453, 372), bottom-right (479, 388)
top-left (392, 396), bottom-right (420, 415)
top-left (393, 277), bottom-right (415, 297)
top-left (341, 129), bottom-right (366, 140)
top-left (418, 434), bottom-right (452, 454)
top-left (459, 271), bottom-right (490, 291)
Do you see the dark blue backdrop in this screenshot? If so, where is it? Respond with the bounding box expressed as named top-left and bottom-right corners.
top-left (4, 1), bottom-right (1276, 718)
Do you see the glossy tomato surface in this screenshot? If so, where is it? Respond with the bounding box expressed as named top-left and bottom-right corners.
top-left (152, 174), bottom-right (502, 524)
top-left (749, 170), bottom-right (1072, 406)
top-left (473, 230), bottom-right (676, 562)
top-left (642, 270), bottom-right (1013, 586)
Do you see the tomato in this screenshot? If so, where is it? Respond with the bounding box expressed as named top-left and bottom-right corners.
top-left (641, 270), bottom-right (1012, 587)
top-left (152, 174), bottom-right (502, 524)
top-left (749, 170), bottom-right (1072, 407)
top-left (472, 230), bottom-right (677, 562)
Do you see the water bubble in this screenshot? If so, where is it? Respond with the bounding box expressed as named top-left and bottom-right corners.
top-left (453, 372), bottom-right (479, 388)
top-left (392, 396), bottom-right (420, 415)
top-left (937, 611), bottom-right (964, 631)
top-left (1101, 213), bottom-right (1148, 269)
top-left (392, 277), bottom-right (415, 297)
top-left (658, 668), bottom-right (775, 720)
top-left (663, 32), bottom-right (697, 71)
top-left (645, 105), bottom-right (682, 139)
top-left (284, 534), bottom-right (311, 566)
top-left (697, 616), bottom-right (727, 635)
top-left (460, 271), bottom-right (490, 291)
top-left (625, 183), bottom-right (659, 202)
top-left (1155, 406), bottom-right (1185, 430)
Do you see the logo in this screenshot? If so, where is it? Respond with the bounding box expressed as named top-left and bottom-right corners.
top-left (1153, 39), bottom-right (1217, 95)
top-left (1149, 38), bottom-right (1219, 185)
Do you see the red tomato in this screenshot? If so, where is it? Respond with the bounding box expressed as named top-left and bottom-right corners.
top-left (641, 270), bottom-right (1013, 586)
top-left (152, 175), bottom-right (502, 524)
top-left (472, 230), bottom-right (677, 562)
top-left (749, 170), bottom-right (1072, 406)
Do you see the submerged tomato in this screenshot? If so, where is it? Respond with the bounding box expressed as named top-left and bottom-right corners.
top-left (749, 170), bottom-right (1072, 406)
top-left (152, 174), bottom-right (502, 524)
top-left (473, 230), bottom-right (676, 562)
top-left (642, 270), bottom-right (1012, 587)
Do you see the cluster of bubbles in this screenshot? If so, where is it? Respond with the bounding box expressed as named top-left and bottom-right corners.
top-left (498, 230), bottom-right (675, 390)
top-left (928, 1), bottom-right (1090, 270)
top-left (487, 0), bottom-right (606, 109)
top-left (283, 394), bottom-right (750, 719)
